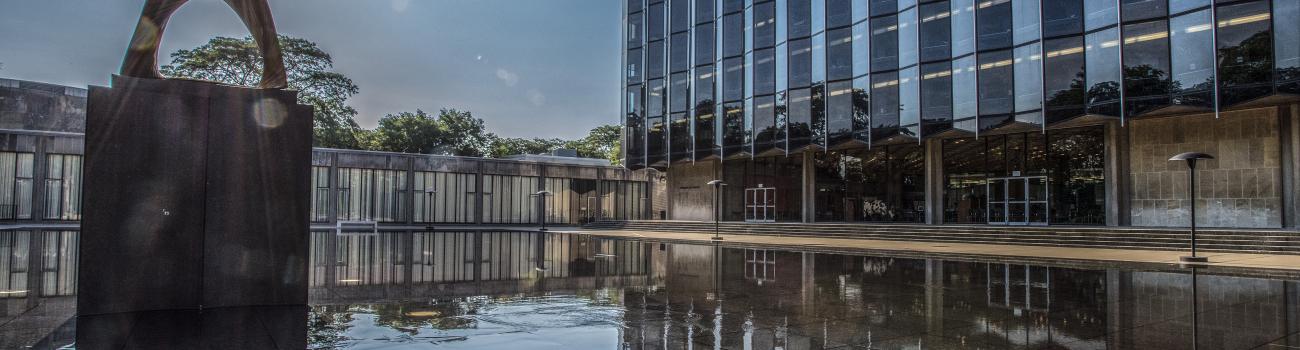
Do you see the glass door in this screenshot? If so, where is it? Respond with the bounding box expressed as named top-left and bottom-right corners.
top-left (987, 177), bottom-right (1049, 226)
top-left (745, 187), bottom-right (776, 222)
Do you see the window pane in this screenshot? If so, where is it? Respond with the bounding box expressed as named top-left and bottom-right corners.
top-left (627, 48), bottom-right (643, 84)
top-left (695, 66), bottom-right (719, 157)
top-left (977, 0), bottom-right (1013, 51)
top-left (899, 66), bottom-right (920, 137)
top-left (671, 72), bottom-right (690, 112)
top-left (723, 57), bottom-right (745, 101)
top-left (1085, 27), bottom-right (1122, 116)
top-left (1170, 9), bottom-right (1215, 107)
top-left (788, 88), bottom-right (813, 148)
top-left (1044, 36), bottom-right (1087, 122)
top-left (1216, 0), bottom-right (1274, 106)
top-left (789, 0), bottom-right (812, 39)
top-left (1012, 0), bottom-right (1039, 47)
top-left (827, 81), bottom-right (854, 145)
top-left (1122, 0), bottom-right (1166, 22)
top-left (724, 0), bottom-right (745, 13)
top-left (1277, 0), bottom-right (1300, 93)
top-left (920, 1), bottom-right (952, 63)
top-left (629, 0), bottom-right (644, 13)
top-left (790, 38), bottom-right (813, 87)
top-left (755, 48), bottom-right (777, 95)
top-left (854, 0), bottom-right (870, 22)
top-left (871, 0), bottom-right (898, 17)
top-left (723, 13), bottom-right (745, 57)
top-left (647, 41), bottom-right (665, 78)
top-left (853, 21), bottom-right (872, 76)
top-left (755, 1), bottom-right (777, 48)
top-left (813, 32), bottom-right (826, 84)
top-left (852, 75), bottom-right (871, 138)
top-left (978, 50), bottom-right (1013, 130)
top-left (828, 28), bottom-right (854, 81)
top-left (951, 0), bottom-right (975, 56)
top-left (1084, 0), bottom-right (1118, 31)
top-left (696, 0), bottom-right (715, 23)
top-left (723, 102), bottom-right (746, 153)
top-left (670, 111), bottom-right (691, 161)
top-left (1014, 43), bottom-right (1043, 118)
top-left (871, 14), bottom-right (900, 72)
top-left (755, 95), bottom-right (778, 148)
top-left (871, 71), bottom-right (901, 138)
top-left (828, 0), bottom-right (853, 28)
top-left (628, 12), bottom-right (644, 48)
top-left (899, 7), bottom-right (919, 67)
top-left (1170, 0), bottom-right (1210, 15)
top-left (696, 22), bottom-right (716, 66)
top-left (648, 78), bottom-right (665, 118)
top-left (649, 3), bottom-right (666, 41)
top-left (670, 0), bottom-right (690, 32)
top-left (952, 55), bottom-right (978, 124)
top-left (1122, 20), bottom-right (1172, 116)
top-left (1042, 0), bottom-right (1083, 37)
top-left (921, 61), bottom-right (954, 134)
top-left (670, 32), bottom-right (690, 72)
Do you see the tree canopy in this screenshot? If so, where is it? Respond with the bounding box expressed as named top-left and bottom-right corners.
top-left (160, 35), bottom-right (363, 149)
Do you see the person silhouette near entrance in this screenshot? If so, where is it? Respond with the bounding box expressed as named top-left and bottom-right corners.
top-left (120, 0), bottom-right (288, 89)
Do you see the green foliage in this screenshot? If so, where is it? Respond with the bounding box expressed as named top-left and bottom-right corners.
top-left (160, 35), bottom-right (364, 149)
top-left (434, 109), bottom-right (493, 157)
top-left (374, 110), bottom-right (442, 154)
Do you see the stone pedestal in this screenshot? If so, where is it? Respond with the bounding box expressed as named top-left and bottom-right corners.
top-left (76, 76), bottom-right (312, 325)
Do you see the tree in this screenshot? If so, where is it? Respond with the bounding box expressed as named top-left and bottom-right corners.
top-left (160, 35), bottom-right (364, 149)
top-left (435, 109), bottom-right (493, 157)
top-left (564, 124), bottom-right (622, 165)
top-left (373, 110), bottom-right (442, 154)
top-left (487, 137), bottom-right (567, 158)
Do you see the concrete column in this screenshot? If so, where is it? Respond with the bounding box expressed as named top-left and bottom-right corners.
top-left (924, 259), bottom-right (944, 334)
top-left (1282, 104), bottom-right (1299, 228)
top-left (406, 157), bottom-right (416, 225)
top-left (31, 136), bottom-right (47, 223)
top-left (802, 151), bottom-right (815, 223)
top-left (924, 139), bottom-right (945, 225)
top-left (800, 252), bottom-right (815, 309)
top-left (474, 161), bottom-right (485, 225)
top-left (328, 152), bottom-right (338, 225)
top-left (1105, 121), bottom-right (1130, 226)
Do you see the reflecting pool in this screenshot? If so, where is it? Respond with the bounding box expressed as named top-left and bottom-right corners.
top-left (4, 229), bottom-right (1300, 349)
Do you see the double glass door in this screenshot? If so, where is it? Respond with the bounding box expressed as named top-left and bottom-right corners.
top-left (988, 176), bottom-right (1048, 225)
top-left (744, 187), bottom-right (776, 222)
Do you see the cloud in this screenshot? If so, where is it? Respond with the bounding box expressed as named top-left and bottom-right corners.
top-left (495, 68), bottom-right (518, 87)
top-left (391, 0), bottom-right (410, 13)
top-left (526, 89), bottom-right (546, 106)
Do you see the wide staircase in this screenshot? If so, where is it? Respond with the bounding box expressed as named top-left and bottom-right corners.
top-left (582, 220), bottom-right (1300, 255)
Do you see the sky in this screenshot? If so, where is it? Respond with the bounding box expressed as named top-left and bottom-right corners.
top-left (0, 0), bottom-right (622, 139)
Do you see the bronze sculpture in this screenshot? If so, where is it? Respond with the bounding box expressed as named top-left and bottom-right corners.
top-left (121, 0), bottom-right (288, 89)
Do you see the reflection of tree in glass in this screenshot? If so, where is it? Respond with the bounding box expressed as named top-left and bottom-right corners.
top-left (1218, 30), bottom-right (1275, 105)
top-left (308, 305), bottom-right (354, 347)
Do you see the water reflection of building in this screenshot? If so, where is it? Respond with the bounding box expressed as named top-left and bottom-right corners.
top-left (0, 229), bottom-right (78, 349)
top-left (308, 231), bottom-right (654, 305)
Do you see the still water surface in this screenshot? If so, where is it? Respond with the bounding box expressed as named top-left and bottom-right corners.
top-left (3, 229), bottom-right (1300, 349)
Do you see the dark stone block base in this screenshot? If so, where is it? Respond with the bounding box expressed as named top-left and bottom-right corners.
top-left (77, 76), bottom-right (312, 322)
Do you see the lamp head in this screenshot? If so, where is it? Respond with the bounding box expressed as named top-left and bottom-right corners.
top-left (1168, 152), bottom-right (1214, 162)
top-left (534, 190), bottom-right (553, 196)
top-left (706, 179), bottom-right (726, 186)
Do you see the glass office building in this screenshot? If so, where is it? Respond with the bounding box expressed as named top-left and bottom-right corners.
top-left (624, 0), bottom-right (1300, 228)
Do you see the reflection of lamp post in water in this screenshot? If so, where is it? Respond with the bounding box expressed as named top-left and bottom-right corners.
top-left (1169, 152), bottom-right (1214, 264)
top-left (1189, 267), bottom-right (1200, 350)
top-left (707, 180), bottom-right (727, 241)
top-left (534, 190), bottom-right (553, 232)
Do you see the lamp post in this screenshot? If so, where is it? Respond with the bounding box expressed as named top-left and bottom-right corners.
top-left (534, 190), bottom-right (553, 232)
top-left (707, 180), bottom-right (726, 241)
top-left (424, 188), bottom-right (437, 229)
top-left (1169, 152), bottom-right (1214, 264)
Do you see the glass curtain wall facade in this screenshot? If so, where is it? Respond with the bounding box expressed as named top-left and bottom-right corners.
top-left (43, 154), bottom-right (83, 221)
top-left (0, 152), bottom-right (35, 220)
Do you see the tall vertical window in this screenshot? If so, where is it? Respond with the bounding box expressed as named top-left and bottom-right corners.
top-left (977, 50), bottom-right (1014, 129)
top-left (754, 95), bottom-right (779, 149)
top-left (1043, 37), bottom-right (1087, 123)
top-left (919, 1), bottom-right (952, 63)
top-left (648, 2), bottom-right (666, 41)
top-left (647, 78), bottom-right (667, 165)
top-left (695, 67), bottom-right (719, 158)
top-left (0, 152), bottom-right (34, 220)
top-left (921, 61), bottom-right (954, 135)
top-left (870, 15), bottom-right (900, 72)
top-left (670, 72), bottom-right (692, 162)
top-left (1012, 0), bottom-right (1039, 45)
top-left (871, 72), bottom-right (901, 140)
top-left (412, 172), bottom-right (476, 223)
top-left (1042, 0), bottom-right (1084, 38)
top-left (670, 0), bottom-right (690, 32)
top-left (788, 88), bottom-right (812, 149)
top-left (669, 33), bottom-right (690, 73)
top-left (1083, 0), bottom-right (1117, 31)
top-left (1276, 0), bottom-right (1300, 94)
top-left (336, 168), bottom-right (408, 223)
top-left (976, 0), bottom-right (1013, 50)
top-left (899, 66), bottom-right (920, 137)
top-left (482, 175), bottom-right (539, 224)
top-left (1170, 9), bottom-right (1215, 108)
top-left (951, 0), bottom-right (975, 56)
top-left (647, 41), bottom-right (665, 79)
top-left (43, 154), bottom-right (82, 221)
top-left (826, 81), bottom-right (854, 146)
top-left (1216, 0), bottom-right (1273, 106)
top-left (1013, 43), bottom-right (1043, 125)
top-left (828, 28), bottom-right (855, 81)
top-left (1085, 27), bottom-right (1122, 116)
top-left (952, 55), bottom-right (979, 130)
top-left (1122, 20), bottom-right (1172, 116)
top-left (311, 166), bottom-right (329, 222)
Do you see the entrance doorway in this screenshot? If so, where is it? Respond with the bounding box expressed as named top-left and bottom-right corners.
top-left (987, 176), bottom-right (1048, 225)
top-left (744, 187), bottom-right (776, 222)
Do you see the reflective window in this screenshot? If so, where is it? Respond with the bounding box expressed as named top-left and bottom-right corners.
top-left (853, 21), bottom-right (871, 76)
top-left (411, 172), bottom-right (476, 224)
top-left (871, 71), bottom-right (900, 137)
top-left (828, 0), bottom-right (854, 28)
top-left (828, 28), bottom-right (854, 81)
top-left (1278, 0), bottom-right (1300, 93)
top-left (755, 1), bottom-right (777, 48)
top-left (812, 84), bottom-right (827, 145)
top-left (723, 57), bottom-right (745, 101)
top-left (1122, 20), bottom-right (1172, 116)
top-left (827, 80), bottom-right (854, 144)
top-left (815, 146), bottom-right (925, 222)
top-left (871, 15), bottom-right (900, 72)
top-left (648, 3), bottom-right (666, 41)
top-left (898, 7), bottom-right (919, 66)
top-left (789, 0), bottom-right (812, 39)
top-left (696, 22), bottom-right (716, 66)
top-left (1042, 0), bottom-right (1084, 38)
top-left (1012, 0), bottom-right (1039, 45)
top-left (871, 0), bottom-right (898, 17)
top-left (1085, 27), bottom-right (1121, 116)
top-left (976, 0), bottom-right (1012, 50)
top-left (790, 38), bottom-right (813, 87)
top-left (1170, 0), bottom-right (1210, 15)
top-left (1216, 0), bottom-right (1273, 106)
top-left (813, 33), bottom-right (827, 84)
top-left (724, 0), bottom-right (745, 13)
top-left (722, 102), bottom-right (746, 153)
top-left (670, 111), bottom-right (691, 161)
top-left (670, 72), bottom-right (690, 112)
top-left (920, 1), bottom-right (952, 63)
top-left (695, 67), bottom-right (719, 157)
top-left (777, 42), bottom-right (789, 91)
top-left (977, 50), bottom-right (1014, 119)
top-left (921, 61), bottom-right (954, 133)
top-left (43, 154), bottom-right (82, 221)
top-left (1084, 0), bottom-right (1117, 31)
top-left (952, 55), bottom-right (978, 125)
top-left (813, 0), bottom-right (826, 34)
top-left (628, 12), bottom-right (644, 48)
top-left (337, 168), bottom-right (408, 223)
top-left (723, 13), bottom-right (745, 57)
top-left (1013, 43), bottom-right (1043, 121)
top-left (899, 66), bottom-right (920, 137)
top-left (648, 78), bottom-right (666, 118)
top-left (1043, 36), bottom-right (1086, 122)
top-left (669, 32), bottom-right (690, 72)
top-left (1170, 9), bottom-right (1215, 107)
top-left (852, 76), bottom-right (871, 137)
top-left (482, 175), bottom-right (540, 224)
top-left (696, 0), bottom-right (715, 23)
top-left (627, 48), bottom-right (643, 84)
top-left (670, 0), bottom-right (690, 32)
top-left (951, 0), bottom-right (975, 56)
top-left (788, 88), bottom-right (813, 147)
top-left (1122, 0), bottom-right (1166, 22)
top-left (854, 0), bottom-right (870, 22)
top-left (753, 94), bottom-right (778, 149)
top-left (647, 41), bottom-right (665, 78)
top-left (629, 0), bottom-right (644, 13)
top-left (755, 48), bottom-right (777, 95)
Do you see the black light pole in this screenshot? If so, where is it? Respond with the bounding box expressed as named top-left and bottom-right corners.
top-left (1169, 152), bottom-right (1214, 264)
top-left (534, 190), bottom-right (553, 232)
top-left (707, 180), bottom-right (726, 241)
top-left (424, 188), bottom-right (437, 230)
